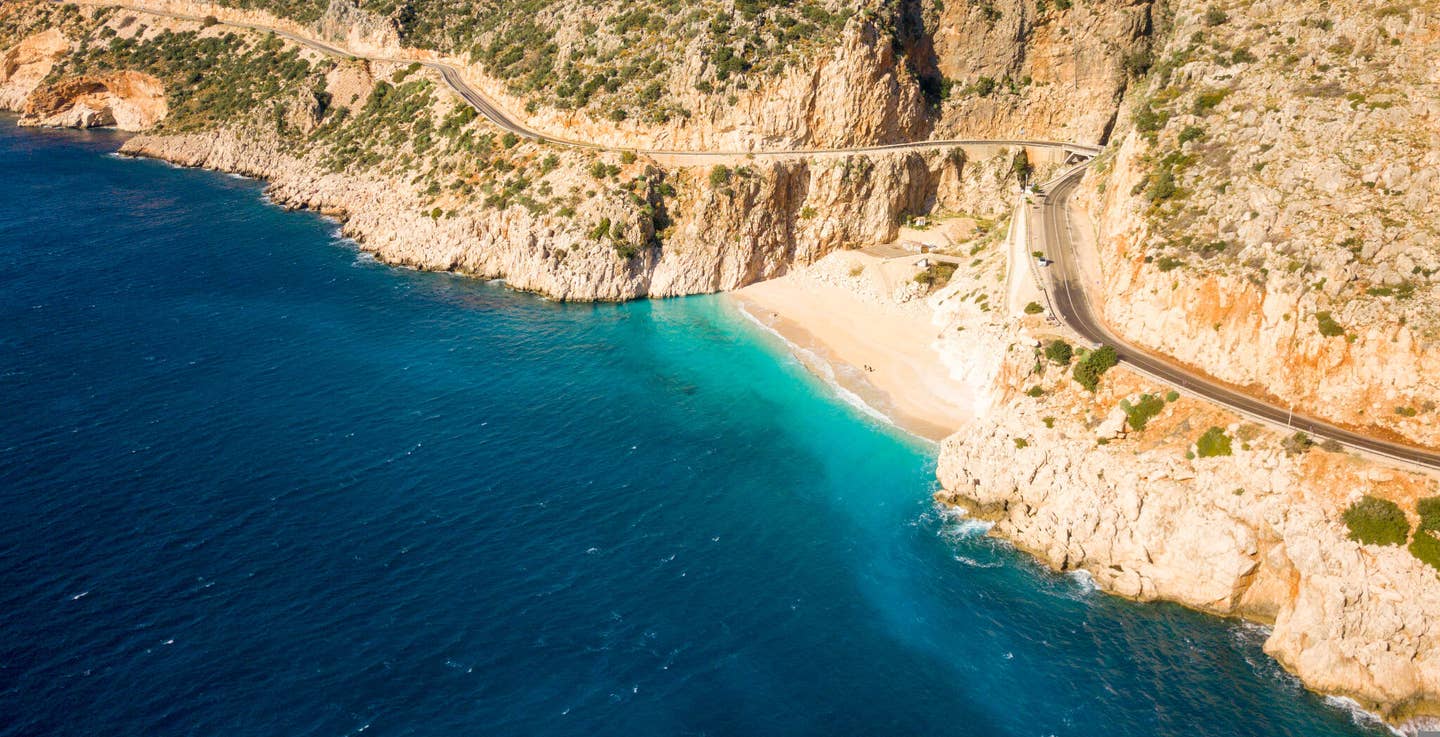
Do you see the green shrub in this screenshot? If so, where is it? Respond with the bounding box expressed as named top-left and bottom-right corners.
top-left (1165, 390), bottom-right (1180, 402)
top-left (1044, 339), bottom-right (1073, 365)
top-left (1147, 169), bottom-right (1178, 201)
top-left (1204, 7), bottom-right (1228, 25)
top-left (1156, 256), bottom-right (1185, 272)
top-left (588, 217), bottom-right (611, 241)
top-left (1177, 125), bottom-right (1205, 144)
top-left (1342, 495), bottom-right (1409, 546)
top-left (967, 76), bottom-right (997, 97)
top-left (913, 262), bottom-right (959, 290)
top-left (1133, 103), bottom-right (1169, 134)
top-left (709, 165), bottom-right (732, 188)
top-left (1012, 149), bottom-right (1033, 186)
top-left (1418, 497), bottom-right (1440, 532)
top-left (1024, 301), bottom-right (1045, 315)
top-left (1410, 531), bottom-right (1440, 572)
top-left (1014, 438), bottom-right (1029, 449)
top-left (1026, 385), bottom-right (1045, 398)
top-left (1192, 88), bottom-right (1230, 115)
top-left (1315, 311), bottom-right (1346, 337)
top-left (1072, 345), bottom-right (1119, 392)
top-left (1282, 431), bottom-right (1315, 455)
top-left (1396, 406), bottom-right (1418, 417)
top-left (1121, 393), bottom-right (1166, 431)
top-left (1195, 426), bottom-right (1233, 457)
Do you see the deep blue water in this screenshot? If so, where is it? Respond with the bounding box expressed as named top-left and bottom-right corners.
top-left (0, 121), bottom-right (1387, 737)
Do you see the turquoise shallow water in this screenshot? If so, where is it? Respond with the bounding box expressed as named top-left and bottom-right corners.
top-left (0, 121), bottom-right (1388, 737)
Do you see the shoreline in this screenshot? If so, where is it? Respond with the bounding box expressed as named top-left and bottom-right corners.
top-left (10, 117), bottom-right (1433, 734)
top-left (730, 251), bottom-right (978, 443)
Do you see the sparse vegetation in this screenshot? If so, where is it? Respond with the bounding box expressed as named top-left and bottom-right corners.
top-left (913, 261), bottom-right (959, 290)
top-left (1195, 426), bottom-right (1232, 457)
top-left (1120, 393), bottom-right (1166, 432)
top-left (1071, 345), bottom-right (1119, 392)
top-left (1023, 301), bottom-right (1045, 315)
top-left (1342, 496), bottom-right (1409, 546)
top-left (1044, 339), bottom-right (1073, 365)
top-left (1315, 311), bottom-right (1346, 337)
top-left (1282, 431), bottom-right (1315, 456)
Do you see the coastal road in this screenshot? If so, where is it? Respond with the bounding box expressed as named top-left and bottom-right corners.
top-left (72, 1), bottom-right (1100, 162)
top-left (63, 1), bottom-right (1440, 467)
top-left (1035, 166), bottom-right (1440, 470)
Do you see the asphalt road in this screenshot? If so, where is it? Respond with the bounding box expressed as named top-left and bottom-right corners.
top-left (71, 2), bottom-right (1440, 467)
top-left (1036, 167), bottom-right (1440, 469)
top-left (80, 1), bottom-right (1100, 161)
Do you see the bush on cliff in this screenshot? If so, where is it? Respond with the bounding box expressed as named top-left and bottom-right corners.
top-left (1071, 345), bottom-right (1118, 392)
top-left (1411, 531), bottom-right (1440, 572)
top-left (913, 262), bottom-right (958, 290)
top-left (1418, 496), bottom-right (1440, 532)
top-left (1120, 393), bottom-right (1166, 432)
top-left (1044, 339), bottom-right (1073, 365)
top-left (1343, 495), bottom-right (1409, 546)
top-left (1315, 310), bottom-right (1346, 337)
top-left (1194, 426), bottom-right (1232, 457)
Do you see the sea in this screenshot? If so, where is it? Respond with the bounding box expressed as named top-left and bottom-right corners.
top-left (0, 120), bottom-right (1391, 737)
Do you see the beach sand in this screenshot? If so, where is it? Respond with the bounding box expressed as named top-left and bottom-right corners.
top-left (732, 251), bottom-right (976, 442)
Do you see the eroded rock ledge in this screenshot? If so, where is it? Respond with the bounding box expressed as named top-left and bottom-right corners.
top-left (933, 335), bottom-right (1440, 729)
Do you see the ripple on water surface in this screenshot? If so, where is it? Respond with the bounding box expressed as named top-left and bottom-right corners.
top-left (0, 121), bottom-right (1390, 737)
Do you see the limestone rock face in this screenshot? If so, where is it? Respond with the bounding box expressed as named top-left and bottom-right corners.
top-left (929, 0), bottom-right (1155, 145)
top-left (117, 121), bottom-right (1032, 301)
top-left (0, 28), bottom-right (69, 110)
top-left (19, 71), bottom-right (167, 130)
top-left (315, 0), bottom-right (400, 55)
top-left (933, 342), bottom-right (1440, 728)
top-left (1074, 0), bottom-right (1440, 447)
top-left (671, 17), bottom-right (933, 150)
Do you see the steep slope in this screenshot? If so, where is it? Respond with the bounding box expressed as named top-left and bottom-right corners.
top-left (0, 1), bottom-right (1049, 300)
top-left (1078, 0), bottom-right (1440, 447)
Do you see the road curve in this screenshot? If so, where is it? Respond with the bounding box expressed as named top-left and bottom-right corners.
top-left (78, 1), bottom-right (1101, 161)
top-left (1036, 166), bottom-right (1440, 470)
top-left (71, 4), bottom-right (1439, 466)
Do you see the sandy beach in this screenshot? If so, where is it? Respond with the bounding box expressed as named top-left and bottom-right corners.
top-left (732, 249), bottom-right (977, 442)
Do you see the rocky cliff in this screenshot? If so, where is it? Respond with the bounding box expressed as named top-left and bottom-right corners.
top-left (931, 305), bottom-right (1440, 729)
top-left (927, 0), bottom-right (1155, 145)
top-left (57, 0), bottom-right (1156, 149)
top-left (0, 0), bottom-right (1049, 301)
top-left (1076, 0), bottom-right (1440, 447)
top-left (118, 119), bottom-right (1032, 299)
top-left (0, 26), bottom-right (67, 109)
top-left (20, 70), bottom-right (166, 129)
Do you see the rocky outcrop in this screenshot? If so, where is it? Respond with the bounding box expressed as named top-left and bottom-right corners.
top-left (929, 0), bottom-right (1155, 145)
top-left (315, 0), bottom-right (400, 55)
top-left (1074, 0), bottom-right (1440, 447)
top-left (19, 71), bottom-right (167, 129)
top-left (664, 17), bottom-right (932, 150)
top-left (931, 317), bottom-right (1440, 728)
top-left (0, 28), bottom-right (68, 110)
top-left (119, 118), bottom-right (1030, 300)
